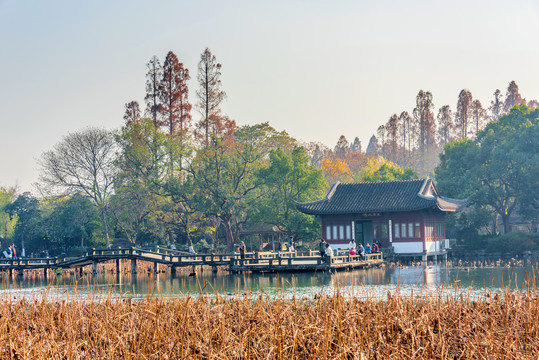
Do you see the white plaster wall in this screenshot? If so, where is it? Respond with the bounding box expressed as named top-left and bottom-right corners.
top-left (425, 240), bottom-right (443, 253)
top-left (392, 241), bottom-right (423, 254)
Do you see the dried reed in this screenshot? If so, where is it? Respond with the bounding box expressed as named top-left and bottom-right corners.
top-left (0, 275), bottom-right (537, 360)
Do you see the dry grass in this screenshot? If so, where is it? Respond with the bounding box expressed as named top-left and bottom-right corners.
top-left (0, 280), bottom-right (536, 360)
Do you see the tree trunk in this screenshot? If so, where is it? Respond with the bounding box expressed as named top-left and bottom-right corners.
top-left (491, 213), bottom-right (498, 235)
top-left (222, 217), bottom-right (235, 252)
top-left (100, 207), bottom-right (110, 247)
top-left (501, 213), bottom-right (511, 234)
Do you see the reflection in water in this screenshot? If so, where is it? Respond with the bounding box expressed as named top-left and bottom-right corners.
top-left (0, 264), bottom-right (536, 301)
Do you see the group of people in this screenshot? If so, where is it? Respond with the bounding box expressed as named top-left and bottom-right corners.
top-left (349, 240), bottom-right (379, 256)
top-left (4, 243), bottom-right (17, 259)
top-left (318, 238), bottom-right (332, 256)
top-left (318, 239), bottom-right (380, 261)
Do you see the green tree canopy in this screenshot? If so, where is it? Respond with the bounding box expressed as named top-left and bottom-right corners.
top-left (255, 146), bottom-right (327, 240)
top-left (435, 105), bottom-right (539, 233)
top-left (0, 186), bottom-right (17, 241)
top-left (45, 194), bottom-right (101, 252)
top-left (5, 192), bottom-right (41, 254)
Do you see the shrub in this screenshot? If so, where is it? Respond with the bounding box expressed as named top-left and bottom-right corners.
top-left (487, 232), bottom-right (539, 254)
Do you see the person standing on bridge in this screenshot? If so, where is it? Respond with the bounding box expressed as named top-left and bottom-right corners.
top-left (239, 241), bottom-right (246, 259)
top-left (318, 239), bottom-right (326, 257)
top-left (11, 244), bottom-right (17, 259)
top-left (324, 243), bottom-right (334, 264)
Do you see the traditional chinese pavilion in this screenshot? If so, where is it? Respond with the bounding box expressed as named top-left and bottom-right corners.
top-left (295, 179), bottom-right (466, 255)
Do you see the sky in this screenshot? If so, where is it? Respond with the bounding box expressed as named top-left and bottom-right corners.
top-left (1, 0), bottom-right (538, 193)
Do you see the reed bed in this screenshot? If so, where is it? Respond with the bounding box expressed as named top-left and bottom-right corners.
top-left (0, 283), bottom-right (537, 360)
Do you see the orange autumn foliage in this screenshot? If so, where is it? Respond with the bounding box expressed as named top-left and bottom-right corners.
top-left (320, 158), bottom-right (353, 183)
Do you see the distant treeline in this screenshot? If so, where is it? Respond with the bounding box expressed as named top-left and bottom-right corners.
top-left (0, 48), bottom-right (536, 256)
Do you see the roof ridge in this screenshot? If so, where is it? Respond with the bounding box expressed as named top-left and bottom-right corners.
top-left (339, 178), bottom-right (426, 185)
top-left (326, 181), bottom-right (340, 200)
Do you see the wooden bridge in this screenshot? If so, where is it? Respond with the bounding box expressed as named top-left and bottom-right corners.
top-left (0, 247), bottom-right (383, 277)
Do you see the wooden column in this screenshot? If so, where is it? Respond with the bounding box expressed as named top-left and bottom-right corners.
top-left (131, 258), bottom-right (137, 275)
top-left (92, 260), bottom-right (98, 275)
top-left (116, 258), bottom-right (120, 274)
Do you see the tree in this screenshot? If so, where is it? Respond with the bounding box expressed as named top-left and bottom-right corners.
top-left (187, 136), bottom-right (263, 251)
top-left (39, 127), bottom-right (116, 246)
top-left (470, 99), bottom-right (486, 137)
top-left (115, 118), bottom-right (174, 192)
top-left (376, 125), bottom-right (386, 155)
top-left (334, 135), bottom-right (350, 157)
top-left (359, 157), bottom-right (417, 182)
top-left (503, 81), bottom-right (524, 114)
top-left (528, 99), bottom-right (539, 110)
top-left (234, 122), bottom-right (297, 158)
top-left (490, 89), bottom-right (503, 123)
top-left (303, 141), bottom-right (329, 167)
top-left (159, 51), bottom-right (191, 136)
top-left (196, 48), bottom-right (226, 146)
top-left (0, 186), bottom-right (17, 241)
top-left (413, 90), bottom-right (436, 151)
top-left (5, 192), bottom-right (40, 255)
top-left (256, 147), bottom-right (327, 239)
top-left (385, 114), bottom-right (399, 161)
top-left (110, 182), bottom-right (160, 246)
top-left (399, 111), bottom-right (413, 153)
top-left (144, 56), bottom-right (163, 126)
top-left (320, 158), bottom-right (353, 184)
top-left (115, 118), bottom-right (186, 246)
top-left (46, 194), bottom-right (101, 251)
top-left (365, 135), bottom-right (378, 155)
top-left (123, 101), bottom-right (141, 125)
top-left (437, 105), bottom-right (454, 147)
top-left (455, 89), bottom-right (473, 139)
top-left (436, 105), bottom-right (539, 233)
top-left (350, 137), bottom-right (362, 153)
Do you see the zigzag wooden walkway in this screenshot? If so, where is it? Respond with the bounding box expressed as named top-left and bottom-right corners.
top-left (0, 247), bottom-right (383, 277)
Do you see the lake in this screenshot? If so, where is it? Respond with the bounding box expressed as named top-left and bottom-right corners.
top-left (1, 263), bottom-right (537, 301)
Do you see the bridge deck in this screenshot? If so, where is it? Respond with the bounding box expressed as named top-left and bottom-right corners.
top-left (0, 247), bottom-right (383, 274)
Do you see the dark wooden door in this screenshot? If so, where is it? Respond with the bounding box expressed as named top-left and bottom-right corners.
top-left (355, 221), bottom-right (373, 246)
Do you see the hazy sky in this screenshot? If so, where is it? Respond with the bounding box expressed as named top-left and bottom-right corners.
top-left (1, 0), bottom-right (538, 193)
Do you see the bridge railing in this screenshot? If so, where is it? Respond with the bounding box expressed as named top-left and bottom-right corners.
top-left (231, 251), bottom-right (384, 267)
top-left (0, 258), bottom-right (58, 267)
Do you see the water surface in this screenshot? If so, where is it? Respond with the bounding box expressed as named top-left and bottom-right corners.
top-left (1, 263), bottom-right (537, 301)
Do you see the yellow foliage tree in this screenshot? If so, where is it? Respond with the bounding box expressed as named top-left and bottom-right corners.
top-left (320, 158), bottom-right (353, 184)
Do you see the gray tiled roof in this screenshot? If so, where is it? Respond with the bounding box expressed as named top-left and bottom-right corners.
top-left (295, 179), bottom-right (466, 215)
